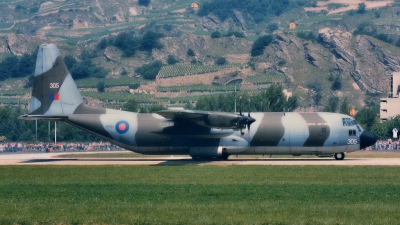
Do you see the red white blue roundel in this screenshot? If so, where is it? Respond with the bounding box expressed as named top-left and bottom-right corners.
top-left (115, 121), bottom-right (129, 134)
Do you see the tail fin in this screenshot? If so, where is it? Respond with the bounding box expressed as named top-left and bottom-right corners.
top-left (28, 44), bottom-right (83, 118)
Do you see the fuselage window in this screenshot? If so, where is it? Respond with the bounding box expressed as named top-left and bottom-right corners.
top-left (342, 118), bottom-right (346, 126)
top-left (321, 127), bottom-right (326, 132)
top-left (349, 130), bottom-right (353, 136)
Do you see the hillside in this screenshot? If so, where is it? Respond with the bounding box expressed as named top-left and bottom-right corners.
top-left (1, 0), bottom-right (400, 112)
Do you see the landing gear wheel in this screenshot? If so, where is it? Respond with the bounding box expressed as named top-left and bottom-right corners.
top-left (220, 153), bottom-right (229, 161)
top-left (334, 152), bottom-right (345, 160)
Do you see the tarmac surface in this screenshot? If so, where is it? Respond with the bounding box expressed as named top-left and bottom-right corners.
top-left (1, 151), bottom-right (400, 166)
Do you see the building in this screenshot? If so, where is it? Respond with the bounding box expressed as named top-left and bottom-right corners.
top-left (380, 72), bottom-right (400, 121)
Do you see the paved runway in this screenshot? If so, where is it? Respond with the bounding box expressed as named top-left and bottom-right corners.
top-left (1, 152), bottom-right (400, 166)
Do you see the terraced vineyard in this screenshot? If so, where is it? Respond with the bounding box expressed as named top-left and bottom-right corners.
top-left (0, 97), bottom-right (28, 105)
top-left (81, 91), bottom-right (156, 103)
top-left (75, 77), bottom-right (146, 88)
top-left (245, 73), bottom-right (286, 84)
top-left (158, 63), bottom-right (245, 78)
top-left (0, 89), bottom-right (29, 96)
top-left (157, 83), bottom-right (241, 93)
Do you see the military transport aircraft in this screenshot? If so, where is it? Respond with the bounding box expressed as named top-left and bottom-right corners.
top-left (20, 44), bottom-right (378, 160)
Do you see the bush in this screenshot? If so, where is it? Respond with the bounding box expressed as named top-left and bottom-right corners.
top-left (114, 32), bottom-right (139, 57)
top-left (97, 82), bottom-right (105, 93)
top-left (331, 75), bottom-right (342, 91)
top-left (251, 35), bottom-right (273, 57)
top-left (357, 2), bottom-right (366, 14)
top-left (139, 31), bottom-right (164, 52)
top-left (70, 60), bottom-right (108, 80)
top-left (215, 57), bottom-right (227, 65)
top-left (267, 23), bottom-right (278, 33)
top-left (135, 60), bottom-right (163, 80)
top-left (138, 0), bottom-right (150, 7)
top-left (224, 31), bottom-right (245, 38)
top-left (187, 48), bottom-right (195, 56)
top-left (211, 31), bottom-right (221, 38)
top-left (167, 55), bottom-right (178, 65)
top-left (296, 31), bottom-right (317, 41)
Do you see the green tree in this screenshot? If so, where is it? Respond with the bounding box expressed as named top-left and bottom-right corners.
top-left (211, 31), bottom-right (221, 38)
top-left (138, 0), bottom-right (150, 7)
top-left (331, 75), bottom-right (342, 91)
top-left (135, 60), bottom-right (163, 80)
top-left (325, 96), bottom-right (339, 112)
top-left (0, 55), bottom-right (19, 80)
top-left (123, 99), bottom-right (139, 112)
top-left (70, 60), bottom-right (108, 80)
top-left (339, 98), bottom-right (349, 115)
top-left (187, 48), bottom-right (195, 56)
top-left (215, 57), bottom-right (227, 65)
top-left (114, 32), bottom-right (139, 57)
top-left (139, 31), bottom-right (164, 52)
top-left (251, 35), bottom-right (273, 57)
top-left (357, 2), bottom-right (366, 14)
top-left (167, 55), bottom-right (178, 65)
top-left (267, 23), bottom-right (278, 33)
top-left (97, 38), bottom-right (109, 50)
top-left (17, 53), bottom-right (36, 77)
top-left (97, 81), bottom-right (105, 93)
top-left (285, 95), bottom-right (298, 111)
top-left (64, 55), bottom-right (77, 70)
top-left (355, 107), bottom-right (379, 131)
top-left (370, 118), bottom-right (387, 139)
top-left (139, 104), bottom-right (166, 113)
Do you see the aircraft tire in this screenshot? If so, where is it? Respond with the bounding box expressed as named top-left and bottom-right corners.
top-left (334, 152), bottom-right (345, 160)
top-left (220, 153), bottom-right (229, 161)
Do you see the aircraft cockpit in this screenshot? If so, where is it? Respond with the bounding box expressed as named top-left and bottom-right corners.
top-left (342, 117), bottom-right (362, 133)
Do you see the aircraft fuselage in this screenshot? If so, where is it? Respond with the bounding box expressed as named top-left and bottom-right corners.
top-left (66, 108), bottom-right (369, 158)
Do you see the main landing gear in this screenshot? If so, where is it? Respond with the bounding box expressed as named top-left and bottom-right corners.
top-left (334, 152), bottom-right (345, 160)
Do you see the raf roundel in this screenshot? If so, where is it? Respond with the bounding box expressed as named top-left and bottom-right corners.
top-left (115, 121), bottom-right (129, 134)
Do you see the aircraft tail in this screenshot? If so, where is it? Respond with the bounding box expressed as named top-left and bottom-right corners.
top-left (25, 44), bottom-right (84, 119)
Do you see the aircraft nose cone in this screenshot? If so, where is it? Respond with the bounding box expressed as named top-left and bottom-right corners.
top-left (359, 130), bottom-right (378, 149)
top-left (248, 117), bottom-right (256, 124)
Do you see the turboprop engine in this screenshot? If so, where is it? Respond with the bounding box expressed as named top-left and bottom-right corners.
top-left (189, 135), bottom-right (249, 159)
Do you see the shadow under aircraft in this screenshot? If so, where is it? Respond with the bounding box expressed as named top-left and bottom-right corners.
top-left (20, 44), bottom-right (378, 160)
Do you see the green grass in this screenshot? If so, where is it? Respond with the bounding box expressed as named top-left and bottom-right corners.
top-left (0, 166), bottom-right (399, 224)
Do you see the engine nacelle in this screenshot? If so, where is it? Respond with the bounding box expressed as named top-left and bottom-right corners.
top-left (190, 146), bottom-right (223, 158)
top-left (205, 114), bottom-right (237, 128)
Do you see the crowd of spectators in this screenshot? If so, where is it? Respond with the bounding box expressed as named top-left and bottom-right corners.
top-left (0, 142), bottom-right (124, 153)
top-left (369, 139), bottom-right (400, 150)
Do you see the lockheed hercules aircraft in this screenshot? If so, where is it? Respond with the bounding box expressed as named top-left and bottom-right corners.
top-left (20, 44), bottom-right (377, 160)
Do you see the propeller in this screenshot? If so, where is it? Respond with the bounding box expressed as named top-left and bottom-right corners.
top-left (237, 96), bottom-right (256, 137)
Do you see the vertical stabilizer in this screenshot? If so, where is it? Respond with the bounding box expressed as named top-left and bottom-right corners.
top-left (29, 44), bottom-right (83, 116)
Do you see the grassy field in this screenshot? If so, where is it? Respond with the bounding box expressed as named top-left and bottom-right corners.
top-left (57, 151), bottom-right (400, 159)
top-left (0, 165), bottom-right (399, 224)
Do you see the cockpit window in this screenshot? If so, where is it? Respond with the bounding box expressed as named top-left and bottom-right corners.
top-left (356, 125), bottom-right (361, 132)
top-left (342, 118), bottom-right (358, 126)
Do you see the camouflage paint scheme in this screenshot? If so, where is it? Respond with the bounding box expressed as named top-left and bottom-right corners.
top-left (20, 44), bottom-right (378, 160)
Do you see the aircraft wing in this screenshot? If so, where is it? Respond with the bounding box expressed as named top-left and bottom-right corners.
top-left (157, 109), bottom-right (209, 120)
top-left (157, 109), bottom-right (251, 129)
